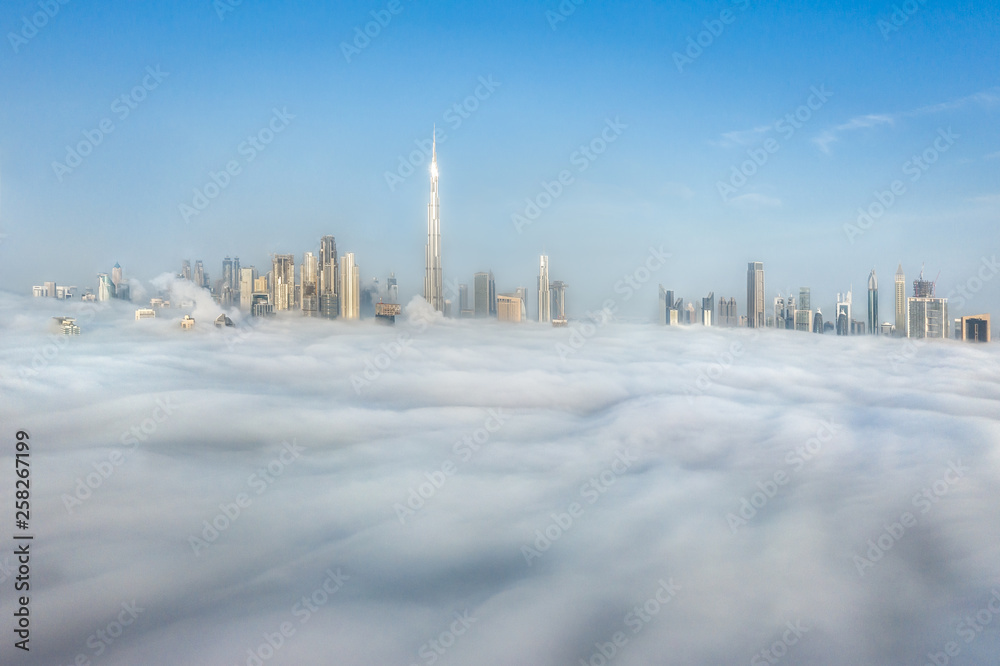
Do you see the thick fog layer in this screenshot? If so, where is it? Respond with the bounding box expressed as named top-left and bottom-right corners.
top-left (2, 293), bottom-right (999, 665)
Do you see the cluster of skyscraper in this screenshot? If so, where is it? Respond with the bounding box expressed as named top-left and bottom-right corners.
top-left (659, 261), bottom-right (990, 341)
top-left (174, 246), bottom-right (398, 321)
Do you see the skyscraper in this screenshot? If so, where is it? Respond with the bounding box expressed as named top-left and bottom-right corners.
top-left (836, 291), bottom-right (852, 336)
top-left (795, 287), bottom-right (812, 332)
top-left (239, 267), bottom-right (256, 310)
top-left (301, 252), bottom-right (318, 317)
top-left (112, 262), bottom-right (123, 289)
top-left (97, 273), bottom-right (114, 301)
top-left (702, 292), bottom-right (715, 326)
top-left (194, 260), bottom-right (206, 289)
top-left (459, 283), bottom-right (472, 317)
top-left (319, 235), bottom-right (339, 319)
top-left (538, 255), bottom-right (551, 323)
top-left (868, 269), bottom-right (879, 334)
top-left (387, 273), bottom-right (398, 304)
top-left (550, 281), bottom-right (567, 322)
top-left (747, 262), bottom-right (765, 328)
top-left (907, 269), bottom-right (947, 338)
top-left (474, 272), bottom-right (490, 318)
top-left (424, 132), bottom-right (443, 312)
top-left (488, 271), bottom-right (497, 317)
top-left (271, 254), bottom-right (295, 311)
top-left (718, 297), bottom-right (737, 327)
top-left (340, 253), bottom-right (360, 319)
top-left (895, 264), bottom-right (906, 336)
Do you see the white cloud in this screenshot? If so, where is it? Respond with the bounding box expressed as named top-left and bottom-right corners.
top-left (2, 292), bottom-right (999, 665)
top-left (728, 193), bottom-right (782, 209)
top-left (812, 88), bottom-right (1000, 153)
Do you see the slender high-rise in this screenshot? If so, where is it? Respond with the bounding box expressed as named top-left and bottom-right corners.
top-left (747, 262), bottom-right (765, 328)
top-left (424, 132), bottom-right (443, 312)
top-left (538, 255), bottom-right (551, 323)
top-left (868, 269), bottom-right (879, 334)
top-left (319, 235), bottom-right (339, 319)
top-left (894, 264), bottom-right (906, 336)
top-left (340, 253), bottom-right (360, 319)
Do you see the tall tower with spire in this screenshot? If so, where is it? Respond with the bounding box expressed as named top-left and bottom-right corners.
top-left (538, 254), bottom-right (551, 323)
top-left (424, 131), bottom-right (443, 312)
top-left (867, 269), bottom-right (879, 334)
top-left (894, 264), bottom-right (906, 336)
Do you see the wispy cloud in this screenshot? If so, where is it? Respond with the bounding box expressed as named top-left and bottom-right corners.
top-left (728, 192), bottom-right (782, 209)
top-left (812, 88), bottom-right (1000, 153)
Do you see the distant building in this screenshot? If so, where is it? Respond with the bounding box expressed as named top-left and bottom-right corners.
top-left (795, 287), bottom-right (812, 332)
top-left (867, 269), bottom-right (879, 334)
top-left (538, 255), bottom-right (550, 323)
top-left (239, 267), bottom-right (256, 310)
top-left (551, 281), bottom-right (568, 323)
top-left (251, 294), bottom-right (274, 317)
top-left (301, 252), bottom-right (318, 317)
top-left (958, 314), bottom-right (991, 342)
top-left (339, 253), bottom-right (360, 319)
top-left (894, 264), bottom-right (906, 336)
top-left (375, 302), bottom-right (402, 325)
top-left (813, 310), bottom-right (824, 333)
top-left (215, 314), bottom-right (234, 327)
top-left (907, 270), bottom-right (947, 338)
top-left (271, 254), bottom-right (295, 311)
top-left (459, 283), bottom-right (473, 318)
top-left (51, 317), bottom-right (80, 335)
top-left (387, 273), bottom-right (398, 304)
top-left (97, 273), bottom-right (115, 302)
top-left (488, 272), bottom-right (497, 317)
top-left (747, 262), bottom-right (765, 328)
top-left (718, 297), bottom-right (737, 327)
top-left (836, 291), bottom-right (852, 336)
top-left (180, 315), bottom-right (195, 330)
top-left (497, 294), bottom-right (523, 322)
top-left (701, 292), bottom-right (714, 326)
top-left (474, 272), bottom-right (490, 318)
top-left (135, 308), bottom-right (156, 320)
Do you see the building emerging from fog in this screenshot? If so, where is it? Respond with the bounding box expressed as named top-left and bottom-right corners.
top-left (301, 252), bottom-right (318, 317)
top-left (958, 314), bottom-right (991, 342)
top-left (837, 291), bottom-right (852, 336)
top-left (271, 254), bottom-right (295, 311)
top-left (424, 133), bottom-right (443, 312)
top-left (550, 281), bottom-right (567, 323)
top-left (340, 252), bottom-right (360, 320)
top-left (907, 271), bottom-right (947, 338)
top-left (474, 272), bottom-right (490, 318)
top-left (538, 255), bottom-right (550, 323)
top-left (497, 293), bottom-right (524, 322)
top-left (747, 262), bottom-right (765, 328)
top-left (868, 268), bottom-right (879, 334)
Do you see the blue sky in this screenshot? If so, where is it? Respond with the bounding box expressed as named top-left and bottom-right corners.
top-left (1, 0), bottom-right (998, 319)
